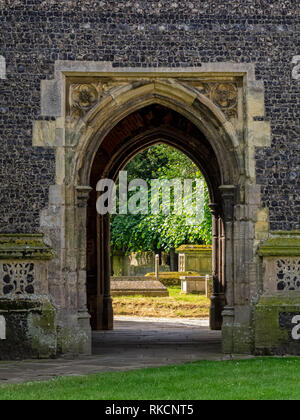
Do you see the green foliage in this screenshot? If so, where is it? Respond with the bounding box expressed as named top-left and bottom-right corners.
top-left (111, 145), bottom-right (212, 253)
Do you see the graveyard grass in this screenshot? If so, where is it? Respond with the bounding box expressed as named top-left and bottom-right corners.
top-left (1, 358), bottom-right (300, 400)
top-left (112, 286), bottom-right (210, 318)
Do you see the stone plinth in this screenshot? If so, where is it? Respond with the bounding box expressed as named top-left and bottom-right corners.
top-left (111, 277), bottom-right (169, 297)
top-left (0, 296), bottom-right (57, 360)
top-left (176, 245), bottom-right (212, 275)
top-left (255, 232), bottom-right (300, 355)
top-left (0, 234), bottom-right (57, 360)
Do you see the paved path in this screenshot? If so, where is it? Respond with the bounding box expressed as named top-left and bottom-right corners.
top-left (0, 317), bottom-right (223, 385)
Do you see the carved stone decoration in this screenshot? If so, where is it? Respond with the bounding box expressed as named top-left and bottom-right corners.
top-left (70, 84), bottom-right (99, 120)
top-left (178, 254), bottom-right (186, 273)
top-left (195, 82), bottom-right (238, 119)
top-left (68, 79), bottom-right (238, 121)
top-left (195, 82), bottom-right (211, 97)
top-left (212, 83), bottom-right (237, 108)
top-left (277, 259), bottom-right (300, 291)
top-left (68, 81), bottom-right (129, 121)
top-left (1, 263), bottom-right (35, 295)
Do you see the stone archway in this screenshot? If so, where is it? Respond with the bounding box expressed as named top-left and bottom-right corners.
top-left (87, 104), bottom-right (229, 332)
top-left (33, 62), bottom-right (271, 355)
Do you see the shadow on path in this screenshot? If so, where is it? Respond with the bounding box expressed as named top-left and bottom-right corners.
top-left (0, 317), bottom-right (222, 385)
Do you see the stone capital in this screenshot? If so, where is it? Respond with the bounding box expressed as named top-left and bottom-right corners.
top-left (76, 186), bottom-right (92, 208)
top-left (219, 185), bottom-right (237, 222)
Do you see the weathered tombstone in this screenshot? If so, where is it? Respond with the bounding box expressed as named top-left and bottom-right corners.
top-left (111, 276), bottom-right (169, 297)
top-left (177, 245), bottom-right (212, 275)
top-left (178, 253), bottom-right (186, 273)
top-left (155, 254), bottom-right (160, 281)
top-left (0, 315), bottom-right (6, 340)
top-left (180, 276), bottom-right (207, 294)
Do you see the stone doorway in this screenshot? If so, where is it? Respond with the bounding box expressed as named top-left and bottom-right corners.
top-left (29, 62), bottom-right (271, 356)
top-left (86, 104), bottom-right (228, 332)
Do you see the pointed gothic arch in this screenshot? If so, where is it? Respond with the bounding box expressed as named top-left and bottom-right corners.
top-left (35, 63), bottom-right (270, 355)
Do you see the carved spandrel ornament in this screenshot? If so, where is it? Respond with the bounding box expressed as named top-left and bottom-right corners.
top-left (195, 82), bottom-right (238, 120)
top-left (68, 81), bottom-right (127, 121)
top-left (68, 80), bottom-right (239, 121)
top-left (70, 83), bottom-right (100, 120)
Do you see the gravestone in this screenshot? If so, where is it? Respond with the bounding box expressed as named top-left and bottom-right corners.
top-left (181, 275), bottom-right (213, 296)
top-left (111, 277), bottom-right (169, 297)
top-left (177, 245), bottom-right (212, 276)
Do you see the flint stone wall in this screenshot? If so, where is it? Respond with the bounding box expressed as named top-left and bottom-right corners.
top-left (0, 0), bottom-right (299, 233)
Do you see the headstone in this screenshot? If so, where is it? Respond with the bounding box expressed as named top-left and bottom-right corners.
top-left (180, 276), bottom-right (212, 295)
top-left (111, 276), bottom-right (169, 297)
top-left (0, 315), bottom-right (6, 340)
top-left (155, 254), bottom-right (160, 281)
top-left (177, 245), bottom-right (212, 275)
top-left (178, 253), bottom-right (185, 272)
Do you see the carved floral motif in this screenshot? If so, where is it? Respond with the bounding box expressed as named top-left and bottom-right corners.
top-left (70, 84), bottom-right (99, 119)
top-left (195, 82), bottom-right (238, 119)
top-left (212, 83), bottom-right (238, 110)
top-left (1, 263), bottom-right (35, 295)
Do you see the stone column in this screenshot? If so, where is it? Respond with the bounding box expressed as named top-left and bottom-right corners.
top-left (96, 212), bottom-right (114, 331)
top-left (219, 185), bottom-right (236, 353)
top-left (102, 213), bottom-right (114, 330)
top-left (209, 203), bottom-right (226, 330)
top-left (95, 212), bottom-right (103, 330)
top-left (76, 186), bottom-right (92, 312)
top-left (209, 203), bottom-right (219, 294)
top-left (75, 186), bottom-right (92, 354)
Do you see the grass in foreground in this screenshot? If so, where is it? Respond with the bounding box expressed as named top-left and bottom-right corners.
top-left (1, 358), bottom-right (300, 400)
top-left (113, 286), bottom-right (210, 318)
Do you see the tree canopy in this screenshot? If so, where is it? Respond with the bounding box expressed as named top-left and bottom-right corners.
top-left (110, 144), bottom-right (212, 253)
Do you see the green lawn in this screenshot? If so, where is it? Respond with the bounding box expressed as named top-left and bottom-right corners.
top-left (113, 286), bottom-right (210, 318)
top-left (1, 358), bottom-right (300, 400)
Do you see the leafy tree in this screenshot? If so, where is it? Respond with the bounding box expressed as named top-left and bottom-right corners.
top-left (110, 145), bottom-right (212, 253)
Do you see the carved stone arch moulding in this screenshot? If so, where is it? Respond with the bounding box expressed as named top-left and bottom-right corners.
top-left (74, 82), bottom-right (241, 189)
top-left (35, 61), bottom-right (271, 184)
top-left (68, 79), bottom-right (239, 122)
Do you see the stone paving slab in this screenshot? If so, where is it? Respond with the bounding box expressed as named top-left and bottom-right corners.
top-left (0, 317), bottom-right (224, 385)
